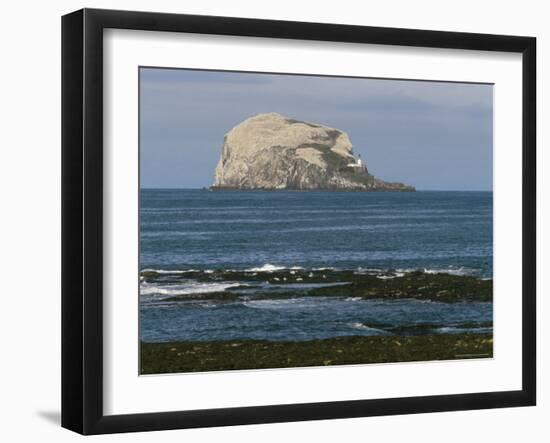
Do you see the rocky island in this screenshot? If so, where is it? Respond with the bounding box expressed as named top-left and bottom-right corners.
top-left (212, 112), bottom-right (414, 191)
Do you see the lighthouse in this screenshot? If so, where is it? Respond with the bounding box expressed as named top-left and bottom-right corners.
top-left (347, 154), bottom-right (363, 168)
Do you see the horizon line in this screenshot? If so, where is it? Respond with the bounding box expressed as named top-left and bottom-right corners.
top-left (139, 187), bottom-right (493, 192)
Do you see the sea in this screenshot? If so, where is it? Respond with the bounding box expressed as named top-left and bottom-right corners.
top-left (139, 189), bottom-right (493, 343)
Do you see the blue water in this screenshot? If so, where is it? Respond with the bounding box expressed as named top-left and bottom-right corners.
top-left (140, 190), bottom-right (492, 342)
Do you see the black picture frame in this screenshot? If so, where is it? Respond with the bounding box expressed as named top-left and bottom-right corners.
top-left (62, 8), bottom-right (536, 435)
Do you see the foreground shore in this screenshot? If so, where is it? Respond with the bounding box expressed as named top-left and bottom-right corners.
top-left (141, 333), bottom-right (493, 374)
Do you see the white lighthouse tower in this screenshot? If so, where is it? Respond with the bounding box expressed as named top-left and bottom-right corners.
top-left (347, 154), bottom-right (363, 168)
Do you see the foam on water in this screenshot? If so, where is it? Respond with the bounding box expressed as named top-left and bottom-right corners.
top-left (141, 268), bottom-right (199, 275)
top-left (421, 266), bottom-right (472, 276)
top-left (349, 322), bottom-right (388, 334)
top-left (243, 297), bottom-right (331, 310)
top-left (140, 281), bottom-right (244, 297)
top-left (245, 264), bottom-right (304, 272)
top-left (141, 265), bottom-right (485, 278)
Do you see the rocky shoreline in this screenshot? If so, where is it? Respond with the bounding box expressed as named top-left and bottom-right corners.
top-left (209, 186), bottom-right (415, 192)
top-left (140, 333), bottom-right (493, 374)
top-left (141, 268), bottom-right (492, 303)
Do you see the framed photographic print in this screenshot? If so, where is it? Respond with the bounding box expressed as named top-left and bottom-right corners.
top-left (61, 8), bottom-right (536, 435)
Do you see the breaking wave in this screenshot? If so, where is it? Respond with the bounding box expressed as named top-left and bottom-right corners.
top-left (140, 281), bottom-right (244, 297)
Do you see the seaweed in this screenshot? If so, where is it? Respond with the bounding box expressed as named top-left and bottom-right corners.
top-left (140, 333), bottom-right (493, 374)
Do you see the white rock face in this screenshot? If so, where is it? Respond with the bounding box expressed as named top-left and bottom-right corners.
top-left (212, 113), bottom-right (414, 191)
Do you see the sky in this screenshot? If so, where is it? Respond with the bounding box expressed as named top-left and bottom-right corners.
top-left (140, 68), bottom-right (493, 190)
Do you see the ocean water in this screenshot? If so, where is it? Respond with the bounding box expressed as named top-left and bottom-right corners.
top-left (140, 190), bottom-right (493, 342)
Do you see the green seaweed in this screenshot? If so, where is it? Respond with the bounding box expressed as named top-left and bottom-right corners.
top-left (140, 333), bottom-right (493, 374)
top-left (143, 269), bottom-right (493, 303)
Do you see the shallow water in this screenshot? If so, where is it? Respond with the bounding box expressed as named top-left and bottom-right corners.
top-left (140, 294), bottom-right (492, 342)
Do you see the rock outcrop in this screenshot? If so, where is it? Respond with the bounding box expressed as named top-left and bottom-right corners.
top-left (212, 113), bottom-right (414, 191)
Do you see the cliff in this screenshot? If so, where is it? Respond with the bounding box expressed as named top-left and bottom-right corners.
top-left (212, 113), bottom-right (414, 191)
